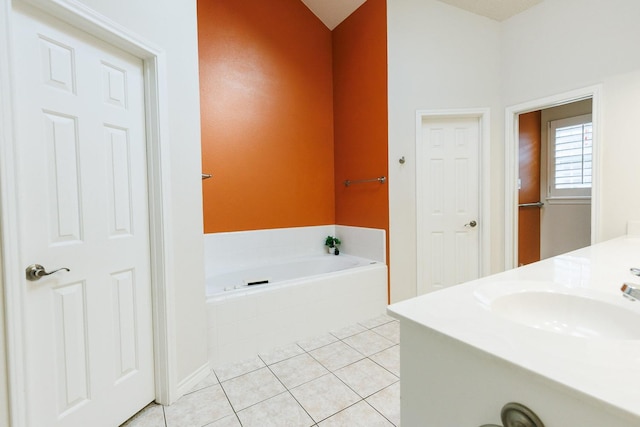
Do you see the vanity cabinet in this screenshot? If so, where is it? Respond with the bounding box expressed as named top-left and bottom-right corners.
top-left (389, 236), bottom-right (640, 427)
top-left (398, 320), bottom-right (638, 427)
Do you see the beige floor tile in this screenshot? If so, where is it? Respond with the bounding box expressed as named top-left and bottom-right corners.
top-left (372, 321), bottom-right (400, 344)
top-left (139, 320), bottom-right (403, 427)
top-left (120, 403), bottom-right (165, 427)
top-left (259, 343), bottom-right (305, 365)
top-left (221, 367), bottom-right (286, 411)
top-left (343, 330), bottom-right (394, 357)
top-left (188, 370), bottom-right (219, 394)
top-left (318, 401), bottom-right (394, 427)
top-left (331, 323), bottom-right (367, 339)
top-left (214, 356), bottom-right (265, 382)
top-left (164, 384), bottom-right (233, 427)
top-left (366, 382), bottom-right (401, 426)
top-left (359, 314), bottom-right (396, 330)
top-left (204, 414), bottom-right (242, 427)
top-left (237, 392), bottom-right (314, 427)
top-left (290, 374), bottom-right (360, 422)
top-left (297, 333), bottom-right (338, 352)
top-left (309, 341), bottom-right (364, 371)
top-left (334, 358), bottom-right (398, 398)
top-left (369, 345), bottom-right (400, 377)
top-left (270, 353), bottom-right (329, 389)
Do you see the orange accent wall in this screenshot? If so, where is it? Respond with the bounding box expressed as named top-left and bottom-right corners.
top-left (332, 0), bottom-right (388, 232)
top-left (332, 0), bottom-right (389, 300)
top-left (198, 0), bottom-right (335, 233)
top-left (198, 0), bottom-right (389, 260)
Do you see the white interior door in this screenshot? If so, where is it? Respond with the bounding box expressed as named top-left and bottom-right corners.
top-left (11, 3), bottom-right (154, 426)
top-left (418, 116), bottom-right (480, 294)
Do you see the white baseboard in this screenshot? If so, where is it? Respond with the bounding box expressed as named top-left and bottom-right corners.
top-left (174, 362), bottom-right (212, 399)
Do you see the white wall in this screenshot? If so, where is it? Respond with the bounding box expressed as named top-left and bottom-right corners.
top-left (387, 0), bottom-right (502, 302)
top-left (72, 0), bottom-right (209, 387)
top-left (600, 70), bottom-right (640, 240)
top-left (501, 0), bottom-right (640, 106)
top-left (502, 0), bottom-right (640, 242)
top-left (0, 259), bottom-right (7, 427)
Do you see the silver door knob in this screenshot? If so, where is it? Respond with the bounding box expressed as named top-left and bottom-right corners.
top-left (465, 220), bottom-right (477, 228)
top-left (501, 402), bottom-right (544, 427)
top-left (25, 264), bottom-right (70, 281)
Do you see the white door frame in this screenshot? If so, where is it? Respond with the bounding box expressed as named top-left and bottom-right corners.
top-left (415, 108), bottom-right (491, 294)
top-left (0, 0), bottom-right (177, 424)
top-left (503, 85), bottom-right (602, 270)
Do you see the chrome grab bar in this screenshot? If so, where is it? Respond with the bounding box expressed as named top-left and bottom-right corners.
top-left (344, 176), bottom-right (386, 187)
top-left (518, 201), bottom-right (544, 208)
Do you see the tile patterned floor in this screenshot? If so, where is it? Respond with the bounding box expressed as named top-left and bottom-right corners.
top-left (122, 314), bottom-right (400, 427)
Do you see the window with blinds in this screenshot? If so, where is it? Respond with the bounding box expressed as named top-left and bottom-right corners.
top-left (548, 114), bottom-right (592, 201)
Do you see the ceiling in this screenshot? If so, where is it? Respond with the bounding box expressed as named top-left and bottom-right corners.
top-left (436, 0), bottom-right (544, 21)
top-left (300, 0), bottom-right (367, 30)
top-left (301, 0), bottom-right (544, 30)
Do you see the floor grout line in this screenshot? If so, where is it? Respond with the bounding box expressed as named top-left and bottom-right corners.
top-left (363, 397), bottom-right (397, 427)
top-left (262, 359), bottom-right (318, 424)
top-left (123, 317), bottom-right (400, 426)
top-left (162, 405), bottom-right (167, 427)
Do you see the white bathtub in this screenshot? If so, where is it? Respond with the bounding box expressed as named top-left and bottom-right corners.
top-left (206, 254), bottom-right (378, 297)
top-left (206, 254), bottom-right (388, 367)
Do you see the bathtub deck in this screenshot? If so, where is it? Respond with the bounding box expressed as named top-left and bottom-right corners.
top-left (122, 314), bottom-right (400, 426)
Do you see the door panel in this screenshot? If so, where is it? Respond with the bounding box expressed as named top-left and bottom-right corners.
top-left (12, 3), bottom-right (154, 426)
top-left (420, 117), bottom-right (480, 294)
top-left (518, 111), bottom-right (542, 266)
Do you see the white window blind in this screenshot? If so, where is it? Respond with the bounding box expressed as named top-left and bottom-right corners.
top-left (548, 114), bottom-right (592, 201)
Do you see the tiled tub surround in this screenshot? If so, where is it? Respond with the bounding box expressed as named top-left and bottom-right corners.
top-left (204, 226), bottom-right (388, 367)
top-left (204, 226), bottom-right (386, 277)
top-left (123, 315), bottom-right (400, 426)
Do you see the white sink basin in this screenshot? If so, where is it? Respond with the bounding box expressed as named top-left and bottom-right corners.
top-left (490, 291), bottom-right (640, 339)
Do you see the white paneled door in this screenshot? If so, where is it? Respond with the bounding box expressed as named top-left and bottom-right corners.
top-left (418, 116), bottom-right (480, 294)
top-left (11, 3), bottom-right (154, 426)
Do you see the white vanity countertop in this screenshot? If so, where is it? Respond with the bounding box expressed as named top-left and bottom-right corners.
top-left (388, 236), bottom-right (640, 419)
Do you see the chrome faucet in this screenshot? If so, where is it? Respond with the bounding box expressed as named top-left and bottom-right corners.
top-left (621, 283), bottom-right (640, 301)
top-left (621, 268), bottom-right (640, 301)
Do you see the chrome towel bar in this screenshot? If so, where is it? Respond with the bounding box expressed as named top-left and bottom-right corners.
top-left (518, 201), bottom-right (544, 208)
top-left (344, 176), bottom-right (386, 187)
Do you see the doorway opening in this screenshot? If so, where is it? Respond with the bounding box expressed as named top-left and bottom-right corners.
top-left (504, 86), bottom-right (602, 269)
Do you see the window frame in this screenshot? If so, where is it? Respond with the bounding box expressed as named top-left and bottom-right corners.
top-left (546, 113), bottom-right (592, 204)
